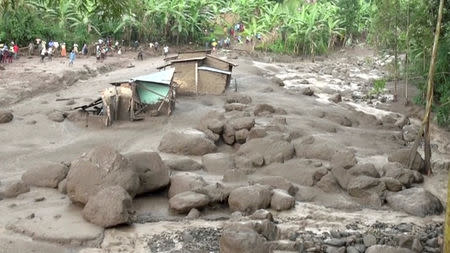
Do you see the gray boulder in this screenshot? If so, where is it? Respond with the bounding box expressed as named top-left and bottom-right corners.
top-left (270, 189), bottom-right (295, 211)
top-left (220, 225), bottom-right (269, 253)
top-left (388, 149), bottom-right (425, 173)
top-left (226, 94), bottom-right (252, 105)
top-left (402, 124), bottom-right (418, 142)
top-left (58, 178), bottom-right (67, 194)
top-left (329, 93), bottom-right (342, 103)
top-left (202, 153), bottom-right (235, 174)
top-left (82, 186), bottom-right (132, 228)
top-left (365, 245), bottom-right (414, 253)
top-left (237, 137), bottom-right (295, 165)
top-left (382, 163), bottom-right (417, 187)
top-left (254, 176), bottom-right (298, 196)
top-left (169, 191), bottom-right (210, 213)
top-left (235, 129), bottom-right (249, 143)
top-left (165, 157), bottom-right (203, 171)
top-left (223, 124), bottom-right (236, 145)
top-left (348, 163), bottom-right (380, 178)
top-left (66, 146), bottom-right (140, 204)
top-left (206, 119), bottom-right (224, 134)
top-left (0, 111), bottom-right (13, 123)
top-left (386, 188), bottom-right (443, 217)
top-left (168, 172), bottom-right (208, 198)
top-left (47, 111), bottom-right (65, 122)
top-left (0, 180), bottom-right (30, 198)
top-left (158, 129), bottom-right (216, 155)
top-left (228, 184), bottom-right (272, 214)
top-left (247, 128), bottom-right (267, 140)
top-left (228, 117), bottom-right (255, 131)
top-left (331, 150), bottom-right (357, 169)
top-left (381, 177), bottom-right (403, 192)
top-left (316, 173), bottom-right (342, 193)
top-left (254, 104), bottom-right (275, 116)
top-left (347, 176), bottom-right (386, 207)
top-left (224, 103), bottom-right (248, 112)
top-left (22, 163), bottom-right (69, 188)
top-left (126, 152), bottom-right (170, 195)
top-left (223, 169), bottom-right (248, 182)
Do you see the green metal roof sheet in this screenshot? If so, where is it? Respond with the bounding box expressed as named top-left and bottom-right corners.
top-left (136, 82), bottom-right (170, 104)
top-left (132, 68), bottom-right (175, 86)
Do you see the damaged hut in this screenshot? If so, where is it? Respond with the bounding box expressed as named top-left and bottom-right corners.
top-left (75, 68), bottom-right (176, 126)
top-left (158, 54), bottom-right (237, 95)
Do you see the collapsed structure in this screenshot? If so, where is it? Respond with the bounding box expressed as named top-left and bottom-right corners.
top-left (74, 68), bottom-right (176, 126)
top-left (159, 51), bottom-right (238, 95)
top-left (74, 51), bottom-right (236, 126)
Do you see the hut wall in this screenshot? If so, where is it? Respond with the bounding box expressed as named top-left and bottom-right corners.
top-left (204, 57), bottom-right (230, 71)
top-left (173, 62), bottom-right (197, 95)
top-left (198, 70), bottom-right (228, 95)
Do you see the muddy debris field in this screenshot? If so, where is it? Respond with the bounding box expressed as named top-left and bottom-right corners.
top-left (0, 50), bottom-right (449, 253)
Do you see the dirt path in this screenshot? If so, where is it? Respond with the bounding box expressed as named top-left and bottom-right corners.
top-left (0, 48), bottom-right (448, 253)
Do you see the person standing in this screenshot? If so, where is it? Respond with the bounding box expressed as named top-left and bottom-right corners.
top-left (163, 45), bottom-right (169, 57)
top-left (82, 44), bottom-right (88, 56)
top-left (40, 46), bottom-right (47, 63)
top-left (13, 43), bottom-right (19, 59)
top-left (28, 42), bottom-right (34, 56)
top-left (47, 46), bottom-right (53, 61)
top-left (69, 50), bottom-right (76, 66)
top-left (60, 43), bottom-right (67, 57)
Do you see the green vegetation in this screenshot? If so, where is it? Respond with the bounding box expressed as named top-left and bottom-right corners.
top-left (0, 0), bottom-right (448, 126)
top-left (369, 79), bottom-right (386, 96)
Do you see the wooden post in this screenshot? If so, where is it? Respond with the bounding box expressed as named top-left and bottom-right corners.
top-left (195, 62), bottom-right (198, 95)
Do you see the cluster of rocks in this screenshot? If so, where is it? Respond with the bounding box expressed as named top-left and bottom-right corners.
top-left (219, 211), bottom-right (443, 253)
top-left (0, 146), bottom-right (170, 228)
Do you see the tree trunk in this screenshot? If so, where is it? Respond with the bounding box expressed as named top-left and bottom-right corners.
top-left (405, 0), bottom-right (410, 103)
top-left (408, 0), bottom-right (444, 175)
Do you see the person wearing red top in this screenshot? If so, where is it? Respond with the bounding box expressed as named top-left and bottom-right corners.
top-left (13, 44), bottom-right (19, 59)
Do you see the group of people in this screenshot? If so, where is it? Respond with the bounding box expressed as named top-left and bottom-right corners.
top-left (208, 22), bottom-right (263, 51)
top-left (0, 42), bottom-right (20, 64)
top-left (33, 39), bottom-right (77, 65)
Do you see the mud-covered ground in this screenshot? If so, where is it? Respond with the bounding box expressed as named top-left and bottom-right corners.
top-left (0, 47), bottom-right (448, 253)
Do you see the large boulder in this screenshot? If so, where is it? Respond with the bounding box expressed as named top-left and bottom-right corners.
top-left (169, 191), bottom-right (210, 213)
top-left (220, 226), bottom-right (269, 253)
top-left (348, 163), bottom-right (380, 178)
top-left (168, 173), bottom-right (208, 198)
top-left (194, 182), bottom-right (236, 202)
top-left (331, 166), bottom-right (351, 190)
top-left (402, 124), bottom-right (418, 142)
top-left (228, 184), bottom-right (272, 214)
top-left (254, 176), bottom-right (298, 196)
top-left (126, 152), bottom-right (170, 195)
top-left (386, 188), bottom-right (443, 217)
top-left (228, 117), bottom-right (255, 131)
top-left (0, 111), bottom-right (13, 123)
top-left (0, 180), bottom-right (30, 198)
top-left (226, 94), bottom-right (252, 105)
top-left (316, 173), bottom-right (341, 193)
top-left (206, 119), bottom-right (225, 134)
top-left (365, 245), bottom-right (414, 253)
top-left (237, 137), bottom-right (295, 165)
top-left (381, 177), bottom-right (403, 192)
top-left (47, 111), bottom-right (66, 122)
top-left (388, 149), bottom-right (425, 173)
top-left (294, 136), bottom-right (346, 161)
top-left (254, 104), bottom-right (276, 116)
top-left (82, 186), bottom-right (132, 228)
top-left (260, 159), bottom-right (327, 187)
top-left (330, 150), bottom-right (357, 169)
top-left (202, 153), bottom-right (235, 174)
top-left (66, 146), bottom-right (140, 204)
top-left (270, 189), bottom-right (295, 211)
top-left (381, 163), bottom-right (418, 187)
top-left (158, 129), bottom-right (216, 155)
top-left (22, 163), bottom-right (69, 188)
top-left (165, 157), bottom-right (203, 171)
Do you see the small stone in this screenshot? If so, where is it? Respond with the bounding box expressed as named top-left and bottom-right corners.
top-left (425, 238), bottom-right (438, 248)
top-left (186, 208), bottom-right (201, 219)
top-left (302, 87), bottom-right (314, 96)
top-left (363, 234), bottom-right (377, 247)
top-left (330, 230), bottom-right (341, 238)
top-left (34, 197), bottom-right (46, 202)
top-left (26, 213), bottom-right (35, 219)
top-left (324, 238), bottom-right (346, 247)
top-left (182, 231), bottom-right (194, 242)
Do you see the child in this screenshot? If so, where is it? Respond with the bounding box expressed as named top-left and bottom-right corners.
top-left (163, 45), bottom-right (169, 57)
top-left (69, 50), bottom-right (76, 66)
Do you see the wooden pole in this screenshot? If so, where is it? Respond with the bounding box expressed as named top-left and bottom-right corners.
top-left (405, 0), bottom-right (410, 103)
top-left (408, 0), bottom-right (444, 175)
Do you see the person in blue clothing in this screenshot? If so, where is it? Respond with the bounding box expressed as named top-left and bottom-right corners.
top-left (69, 50), bottom-right (76, 66)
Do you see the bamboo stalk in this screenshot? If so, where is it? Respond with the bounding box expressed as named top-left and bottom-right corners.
top-left (408, 0), bottom-right (445, 175)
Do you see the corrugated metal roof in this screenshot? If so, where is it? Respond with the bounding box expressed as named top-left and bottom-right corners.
top-left (198, 66), bottom-right (232, 75)
top-left (132, 68), bottom-right (175, 86)
top-left (171, 56), bottom-right (206, 63)
top-left (136, 83), bottom-right (170, 104)
top-left (206, 55), bottom-right (238, 66)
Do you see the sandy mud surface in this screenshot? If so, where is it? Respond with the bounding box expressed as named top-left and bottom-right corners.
top-left (0, 48), bottom-right (448, 253)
